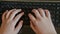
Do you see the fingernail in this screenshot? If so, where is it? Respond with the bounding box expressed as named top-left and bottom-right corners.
top-left (21, 20), bottom-right (23, 23)
top-left (13, 9), bottom-right (16, 10)
top-left (28, 13), bottom-right (31, 16)
top-left (22, 12), bottom-right (24, 14)
top-left (38, 8), bottom-right (42, 9)
top-left (6, 10), bottom-right (8, 11)
top-left (15, 9), bottom-right (21, 11)
top-left (32, 9), bottom-right (36, 11)
top-left (17, 9), bottom-right (21, 10)
top-left (6, 10), bottom-right (8, 12)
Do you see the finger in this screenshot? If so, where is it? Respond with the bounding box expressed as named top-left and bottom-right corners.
top-left (15, 20), bottom-right (23, 33)
top-left (30, 21), bottom-right (37, 33)
top-left (28, 13), bottom-right (36, 23)
top-left (2, 10), bottom-right (8, 27)
top-left (6, 9), bottom-right (16, 19)
top-left (8, 9), bottom-right (21, 21)
top-left (32, 9), bottom-right (42, 19)
top-left (44, 10), bottom-right (51, 18)
top-left (13, 12), bottom-right (24, 26)
top-left (2, 10), bottom-right (8, 21)
top-left (38, 8), bottom-right (45, 17)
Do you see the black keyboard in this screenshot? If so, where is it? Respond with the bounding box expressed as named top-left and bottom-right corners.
top-left (0, 1), bottom-right (60, 34)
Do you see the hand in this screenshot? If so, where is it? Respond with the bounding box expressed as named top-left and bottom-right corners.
top-left (28, 8), bottom-right (57, 34)
top-left (0, 9), bottom-right (24, 34)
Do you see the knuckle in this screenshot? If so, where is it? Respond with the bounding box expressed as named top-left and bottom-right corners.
top-left (33, 19), bottom-right (37, 22)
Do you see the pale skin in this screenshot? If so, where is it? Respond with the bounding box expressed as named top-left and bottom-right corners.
top-left (0, 8), bottom-right (57, 34)
top-left (28, 8), bottom-right (57, 34)
top-left (0, 9), bottom-right (24, 34)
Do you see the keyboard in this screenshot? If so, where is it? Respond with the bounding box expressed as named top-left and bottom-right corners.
top-left (0, 1), bottom-right (60, 34)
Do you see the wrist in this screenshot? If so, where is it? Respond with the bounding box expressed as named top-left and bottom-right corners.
top-left (36, 30), bottom-right (57, 34)
top-left (43, 30), bottom-right (57, 34)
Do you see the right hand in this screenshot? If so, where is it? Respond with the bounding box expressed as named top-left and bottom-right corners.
top-left (28, 8), bottom-right (57, 34)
